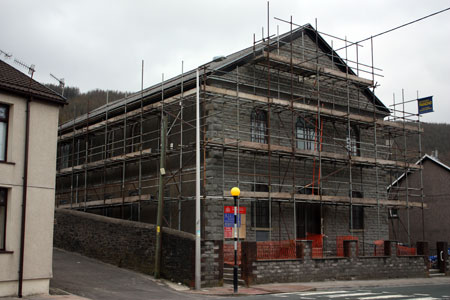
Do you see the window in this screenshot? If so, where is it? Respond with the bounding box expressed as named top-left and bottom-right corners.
top-left (350, 205), bottom-right (364, 230)
top-left (251, 200), bottom-right (269, 228)
top-left (106, 131), bottom-right (115, 158)
top-left (346, 126), bottom-right (360, 156)
top-left (250, 109), bottom-right (267, 143)
top-left (389, 208), bottom-right (399, 219)
top-left (0, 188), bottom-right (7, 250)
top-left (60, 144), bottom-right (70, 169)
top-left (296, 203), bottom-right (321, 238)
top-left (296, 117), bottom-right (316, 150)
top-left (131, 122), bottom-right (141, 152)
top-left (0, 104), bottom-right (9, 162)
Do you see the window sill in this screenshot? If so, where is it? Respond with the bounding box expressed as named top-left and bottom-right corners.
top-left (349, 229), bottom-right (365, 232)
top-left (0, 161), bottom-right (15, 165)
top-left (251, 227), bottom-right (272, 231)
top-left (0, 250), bottom-right (14, 254)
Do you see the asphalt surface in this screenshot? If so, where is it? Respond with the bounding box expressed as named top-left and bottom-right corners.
top-left (217, 284), bottom-right (450, 299)
top-left (51, 248), bottom-right (204, 300)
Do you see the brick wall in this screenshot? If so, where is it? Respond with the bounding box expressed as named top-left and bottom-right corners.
top-left (54, 209), bottom-right (222, 287)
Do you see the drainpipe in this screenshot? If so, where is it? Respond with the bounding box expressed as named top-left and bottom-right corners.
top-left (18, 97), bottom-right (31, 298)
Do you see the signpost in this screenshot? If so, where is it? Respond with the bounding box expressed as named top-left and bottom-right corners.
top-left (230, 187), bottom-right (240, 293)
top-left (224, 206), bottom-right (246, 239)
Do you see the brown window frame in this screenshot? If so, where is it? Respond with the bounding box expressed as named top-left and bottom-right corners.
top-left (0, 104), bottom-right (9, 162)
top-left (0, 188), bottom-right (7, 251)
top-left (250, 109), bottom-right (267, 144)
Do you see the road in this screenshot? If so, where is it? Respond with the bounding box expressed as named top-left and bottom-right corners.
top-left (52, 248), bottom-right (450, 300)
top-left (219, 284), bottom-right (450, 300)
top-left (51, 248), bottom-right (205, 300)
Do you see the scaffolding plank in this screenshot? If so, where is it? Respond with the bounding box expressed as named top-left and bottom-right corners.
top-left (57, 148), bottom-right (153, 175)
top-left (205, 86), bottom-right (422, 133)
top-left (57, 194), bottom-right (151, 209)
top-left (216, 138), bottom-right (421, 170)
top-left (222, 190), bottom-right (425, 208)
top-left (256, 51), bottom-right (374, 86)
top-left (59, 88), bottom-right (197, 141)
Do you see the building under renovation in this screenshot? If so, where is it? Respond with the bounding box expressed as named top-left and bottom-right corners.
top-left (55, 22), bottom-right (425, 258)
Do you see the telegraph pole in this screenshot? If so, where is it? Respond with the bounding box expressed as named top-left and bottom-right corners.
top-left (154, 115), bottom-right (167, 278)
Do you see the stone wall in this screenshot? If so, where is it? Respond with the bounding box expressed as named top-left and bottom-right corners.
top-left (54, 208), bottom-right (222, 287)
top-left (242, 240), bottom-right (430, 285)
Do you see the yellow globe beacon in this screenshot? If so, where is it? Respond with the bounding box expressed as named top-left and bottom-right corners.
top-left (230, 187), bottom-right (240, 197)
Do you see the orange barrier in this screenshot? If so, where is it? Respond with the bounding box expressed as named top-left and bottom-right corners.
top-left (257, 240), bottom-right (296, 260)
top-left (397, 245), bottom-right (417, 256)
top-left (306, 233), bottom-right (324, 258)
top-left (336, 235), bottom-right (358, 257)
top-left (223, 243), bottom-right (241, 265)
top-left (373, 240), bottom-right (384, 256)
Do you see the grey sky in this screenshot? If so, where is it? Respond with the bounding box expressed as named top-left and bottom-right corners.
top-left (1, 0), bottom-right (449, 123)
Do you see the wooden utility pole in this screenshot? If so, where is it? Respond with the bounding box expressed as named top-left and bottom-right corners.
top-left (154, 114), bottom-right (167, 278)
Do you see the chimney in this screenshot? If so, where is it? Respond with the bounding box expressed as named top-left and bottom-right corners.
top-left (431, 149), bottom-right (439, 160)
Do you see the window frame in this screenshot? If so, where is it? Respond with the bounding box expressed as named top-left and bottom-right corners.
top-left (347, 125), bottom-right (360, 156)
top-left (250, 109), bottom-right (267, 144)
top-left (350, 205), bottom-right (364, 230)
top-left (251, 200), bottom-right (270, 229)
top-left (0, 188), bottom-right (7, 251)
top-left (0, 104), bottom-right (9, 162)
top-left (296, 116), bottom-right (316, 150)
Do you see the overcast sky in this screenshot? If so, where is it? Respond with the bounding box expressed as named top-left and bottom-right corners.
top-left (1, 0), bottom-right (449, 123)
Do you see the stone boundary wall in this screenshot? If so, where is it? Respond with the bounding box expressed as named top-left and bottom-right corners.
top-left (54, 209), bottom-right (222, 287)
top-left (242, 240), bottom-right (432, 285)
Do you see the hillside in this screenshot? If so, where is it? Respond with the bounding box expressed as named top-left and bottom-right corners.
top-left (395, 122), bottom-right (450, 166)
top-left (44, 83), bottom-right (129, 124)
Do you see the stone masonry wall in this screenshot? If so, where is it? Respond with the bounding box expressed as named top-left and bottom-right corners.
top-left (248, 240), bottom-right (428, 284)
top-left (54, 208), bottom-right (222, 287)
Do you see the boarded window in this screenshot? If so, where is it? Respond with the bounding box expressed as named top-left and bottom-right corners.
top-left (351, 206), bottom-right (364, 230)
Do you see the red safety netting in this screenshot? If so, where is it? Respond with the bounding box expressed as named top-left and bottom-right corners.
top-left (223, 243), bottom-right (241, 265)
top-left (306, 233), bottom-right (324, 258)
top-left (256, 240), bottom-right (297, 260)
top-left (373, 240), bottom-right (384, 256)
top-left (336, 235), bottom-right (359, 257)
top-left (397, 245), bottom-right (417, 256)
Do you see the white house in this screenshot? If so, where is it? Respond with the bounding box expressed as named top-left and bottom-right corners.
top-left (0, 60), bottom-right (65, 297)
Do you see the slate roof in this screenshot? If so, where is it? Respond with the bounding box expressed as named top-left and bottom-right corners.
top-left (60, 24), bottom-right (389, 130)
top-left (388, 154), bottom-right (450, 190)
top-left (0, 59), bottom-right (66, 105)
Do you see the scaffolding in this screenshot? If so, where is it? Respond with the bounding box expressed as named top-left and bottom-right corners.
top-left (55, 20), bottom-right (425, 255)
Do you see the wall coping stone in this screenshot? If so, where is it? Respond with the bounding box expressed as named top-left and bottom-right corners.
top-left (55, 208), bottom-right (196, 240)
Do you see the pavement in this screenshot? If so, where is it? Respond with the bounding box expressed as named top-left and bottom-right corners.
top-left (2, 248), bottom-right (450, 300)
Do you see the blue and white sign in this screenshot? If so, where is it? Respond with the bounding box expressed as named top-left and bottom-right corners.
top-left (418, 96), bottom-right (433, 114)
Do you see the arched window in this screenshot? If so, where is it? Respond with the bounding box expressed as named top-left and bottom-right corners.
top-left (296, 116), bottom-right (316, 150)
top-left (131, 122), bottom-right (141, 152)
top-left (107, 131), bottom-right (115, 158)
top-left (347, 125), bottom-right (360, 156)
top-left (251, 109), bottom-right (267, 144)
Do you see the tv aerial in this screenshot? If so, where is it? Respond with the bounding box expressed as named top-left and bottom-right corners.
top-left (50, 73), bottom-right (65, 96)
top-left (13, 58), bottom-right (35, 77)
top-left (0, 49), bottom-right (12, 60)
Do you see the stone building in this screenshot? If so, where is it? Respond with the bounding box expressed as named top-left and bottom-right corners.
top-left (0, 60), bottom-right (65, 297)
top-left (55, 24), bottom-right (423, 260)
